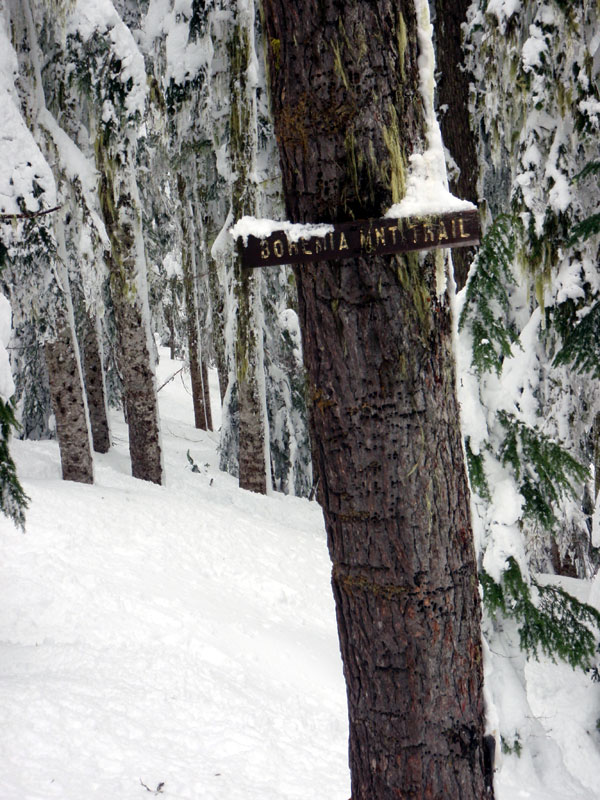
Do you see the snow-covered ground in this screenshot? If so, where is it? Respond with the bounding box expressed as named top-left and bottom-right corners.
top-left (0, 351), bottom-right (349, 800)
top-left (1, 349), bottom-right (600, 799)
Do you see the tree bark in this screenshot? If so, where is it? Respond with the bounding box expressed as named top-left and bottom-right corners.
top-left (45, 321), bottom-right (94, 483)
top-left (433, 0), bottom-right (478, 290)
top-left (261, 2), bottom-right (491, 797)
top-left (229, 1), bottom-right (268, 494)
top-left (78, 306), bottom-right (111, 454)
top-left (178, 173), bottom-right (213, 431)
top-left (96, 144), bottom-right (163, 485)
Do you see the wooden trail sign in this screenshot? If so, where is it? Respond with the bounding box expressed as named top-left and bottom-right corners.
top-left (238, 209), bottom-right (479, 268)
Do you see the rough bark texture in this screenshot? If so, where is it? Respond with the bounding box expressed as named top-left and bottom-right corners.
top-left (201, 357), bottom-right (213, 431)
top-left (261, 2), bottom-right (491, 797)
top-left (178, 174), bottom-right (213, 431)
top-left (97, 145), bottom-right (163, 486)
top-left (45, 323), bottom-right (94, 484)
top-left (79, 308), bottom-right (111, 454)
top-left (433, 0), bottom-right (478, 290)
top-left (230, 4), bottom-right (267, 494)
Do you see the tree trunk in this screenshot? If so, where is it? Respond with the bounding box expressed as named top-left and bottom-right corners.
top-left (261, 2), bottom-right (491, 797)
top-left (96, 144), bottom-right (163, 485)
top-left (201, 357), bottom-right (213, 431)
top-left (433, 0), bottom-right (478, 290)
top-left (178, 173), bottom-right (213, 431)
top-left (79, 306), bottom-right (111, 454)
top-left (45, 322), bottom-right (94, 484)
top-left (229, 1), bottom-right (268, 493)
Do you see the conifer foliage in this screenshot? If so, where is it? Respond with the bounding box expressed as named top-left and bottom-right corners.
top-left (460, 0), bottom-right (600, 678)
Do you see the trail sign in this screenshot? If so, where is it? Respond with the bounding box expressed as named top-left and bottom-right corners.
top-left (237, 209), bottom-right (479, 268)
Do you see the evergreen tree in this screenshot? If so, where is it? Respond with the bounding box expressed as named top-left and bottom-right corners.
top-left (65, 0), bottom-right (163, 484)
top-left (1, 0), bottom-right (94, 484)
top-left (463, 0), bottom-right (600, 581)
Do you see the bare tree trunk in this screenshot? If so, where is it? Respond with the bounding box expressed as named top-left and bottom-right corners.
top-left (229, 1), bottom-right (268, 493)
top-left (45, 321), bottom-right (94, 483)
top-left (97, 145), bottom-right (163, 485)
top-left (433, 0), bottom-right (478, 289)
top-left (201, 357), bottom-right (213, 431)
top-left (261, 1), bottom-right (491, 797)
top-left (79, 307), bottom-right (110, 453)
top-left (178, 174), bottom-right (213, 431)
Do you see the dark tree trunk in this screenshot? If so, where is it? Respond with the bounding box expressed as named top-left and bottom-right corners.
top-left (79, 307), bottom-right (111, 454)
top-left (433, 0), bottom-right (478, 290)
top-left (177, 173), bottom-right (213, 431)
top-left (201, 357), bottom-right (213, 431)
top-left (45, 322), bottom-right (94, 484)
top-left (261, 2), bottom-right (491, 798)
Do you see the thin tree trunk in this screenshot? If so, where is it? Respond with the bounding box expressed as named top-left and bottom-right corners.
top-left (96, 145), bottom-right (163, 485)
top-left (230, 1), bottom-right (268, 493)
top-left (178, 173), bottom-right (212, 431)
top-left (209, 261), bottom-right (228, 405)
top-left (45, 321), bottom-right (94, 484)
top-left (262, 1), bottom-right (491, 797)
top-left (433, 0), bottom-right (478, 290)
top-left (201, 357), bottom-right (213, 431)
top-left (79, 307), bottom-right (110, 453)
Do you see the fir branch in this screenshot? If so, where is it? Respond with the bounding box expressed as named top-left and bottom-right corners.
top-left (481, 558), bottom-right (600, 670)
top-left (497, 411), bottom-right (588, 529)
top-left (0, 205), bottom-right (62, 223)
top-left (568, 160), bottom-right (600, 244)
top-left (553, 301), bottom-right (600, 379)
top-left (459, 214), bottom-right (520, 375)
top-left (572, 161), bottom-right (600, 183)
top-left (568, 213), bottom-right (600, 246)
top-left (465, 438), bottom-right (491, 501)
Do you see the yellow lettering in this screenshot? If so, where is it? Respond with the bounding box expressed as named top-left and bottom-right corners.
top-left (260, 239), bottom-right (270, 260)
top-left (301, 239), bottom-right (313, 255)
top-left (459, 218), bottom-right (470, 239)
top-left (314, 238), bottom-right (323, 254)
top-left (424, 223), bottom-right (435, 243)
top-left (451, 217), bottom-right (457, 238)
top-left (288, 238), bottom-right (299, 256)
top-left (437, 221), bottom-right (449, 243)
top-left (375, 227), bottom-right (386, 247)
top-left (360, 229), bottom-right (374, 253)
top-left (407, 220), bottom-right (419, 244)
top-left (339, 232), bottom-right (349, 250)
top-left (388, 225), bottom-right (398, 245)
top-left (273, 239), bottom-right (284, 258)
top-left (327, 232), bottom-right (335, 250)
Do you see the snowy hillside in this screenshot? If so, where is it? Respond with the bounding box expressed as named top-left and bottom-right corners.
top-left (0, 352), bottom-right (349, 800)
top-left (1, 350), bottom-right (600, 800)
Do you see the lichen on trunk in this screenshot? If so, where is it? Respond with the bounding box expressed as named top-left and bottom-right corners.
top-left (261, 0), bottom-right (491, 795)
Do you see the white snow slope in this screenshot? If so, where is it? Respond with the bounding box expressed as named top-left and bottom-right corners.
top-left (1, 349), bottom-right (600, 800)
top-left (0, 351), bottom-right (349, 800)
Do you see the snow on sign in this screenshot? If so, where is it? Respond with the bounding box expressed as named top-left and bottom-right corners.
top-left (236, 210), bottom-right (480, 268)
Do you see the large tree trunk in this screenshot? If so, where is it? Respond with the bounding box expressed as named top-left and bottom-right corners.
top-left (261, 2), bottom-right (491, 797)
top-left (45, 321), bottom-right (94, 484)
top-left (433, 0), bottom-right (478, 289)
